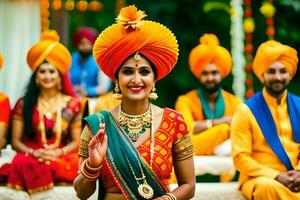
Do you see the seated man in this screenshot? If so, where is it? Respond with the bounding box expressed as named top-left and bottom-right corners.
top-left (175, 34), bottom-right (241, 155)
top-left (70, 27), bottom-right (111, 98)
top-left (231, 40), bottom-right (300, 199)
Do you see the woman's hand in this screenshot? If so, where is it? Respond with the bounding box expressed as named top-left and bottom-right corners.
top-left (88, 123), bottom-right (108, 168)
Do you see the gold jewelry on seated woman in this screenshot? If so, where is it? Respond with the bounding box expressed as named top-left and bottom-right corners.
top-left (117, 105), bottom-right (151, 141)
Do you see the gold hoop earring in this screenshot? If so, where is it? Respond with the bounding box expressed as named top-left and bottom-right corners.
top-left (113, 83), bottom-right (122, 99)
top-left (149, 85), bottom-right (158, 100)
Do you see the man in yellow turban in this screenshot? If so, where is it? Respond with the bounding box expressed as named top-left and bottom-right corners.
top-left (231, 40), bottom-right (300, 199)
top-left (175, 33), bottom-right (241, 156)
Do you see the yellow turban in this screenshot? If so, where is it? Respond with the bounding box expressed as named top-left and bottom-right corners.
top-left (27, 30), bottom-right (71, 74)
top-left (93, 5), bottom-right (179, 81)
top-left (0, 53), bottom-right (3, 70)
top-left (40, 29), bottom-right (60, 41)
top-left (189, 33), bottom-right (232, 78)
top-left (253, 40), bottom-right (298, 82)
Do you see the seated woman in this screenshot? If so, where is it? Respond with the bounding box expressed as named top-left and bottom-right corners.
top-left (0, 53), bottom-right (11, 150)
top-left (73, 5), bottom-right (195, 200)
top-left (4, 30), bottom-right (83, 194)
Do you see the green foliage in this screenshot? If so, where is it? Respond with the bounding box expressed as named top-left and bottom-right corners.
top-left (55, 0), bottom-right (300, 106)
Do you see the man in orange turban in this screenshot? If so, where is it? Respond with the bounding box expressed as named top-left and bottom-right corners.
top-left (231, 40), bottom-right (300, 199)
top-left (175, 33), bottom-right (241, 156)
top-left (0, 53), bottom-right (11, 150)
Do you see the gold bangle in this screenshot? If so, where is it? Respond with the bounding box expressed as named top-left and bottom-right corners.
top-left (80, 160), bottom-right (100, 180)
top-left (166, 193), bottom-right (177, 200)
top-left (205, 120), bottom-right (213, 129)
top-left (86, 159), bottom-right (102, 171)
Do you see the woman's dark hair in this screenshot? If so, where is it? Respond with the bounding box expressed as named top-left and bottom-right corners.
top-left (114, 53), bottom-right (158, 80)
top-left (23, 73), bottom-right (39, 139)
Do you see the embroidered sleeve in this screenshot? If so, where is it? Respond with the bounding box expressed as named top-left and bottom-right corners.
top-left (172, 112), bottom-right (194, 160)
top-left (173, 134), bottom-right (194, 161)
top-left (64, 97), bottom-right (83, 131)
top-left (79, 125), bottom-right (93, 158)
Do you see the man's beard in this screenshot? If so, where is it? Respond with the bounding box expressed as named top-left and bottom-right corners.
top-left (79, 51), bottom-right (92, 59)
top-left (199, 81), bottom-right (221, 94)
top-left (265, 80), bottom-right (288, 96)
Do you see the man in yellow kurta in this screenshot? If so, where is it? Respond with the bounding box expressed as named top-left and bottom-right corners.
top-left (175, 34), bottom-right (241, 155)
top-left (231, 40), bottom-right (300, 200)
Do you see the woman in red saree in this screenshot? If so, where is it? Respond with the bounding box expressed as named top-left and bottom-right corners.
top-left (5, 30), bottom-right (83, 194)
top-left (0, 53), bottom-right (11, 150)
top-left (73, 5), bottom-right (195, 200)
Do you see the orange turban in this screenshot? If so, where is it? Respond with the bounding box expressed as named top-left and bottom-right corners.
top-left (253, 40), bottom-right (298, 83)
top-left (40, 29), bottom-right (60, 41)
top-left (0, 53), bottom-right (3, 70)
top-left (27, 30), bottom-right (71, 74)
top-left (93, 5), bottom-right (179, 81)
top-left (189, 33), bottom-right (232, 78)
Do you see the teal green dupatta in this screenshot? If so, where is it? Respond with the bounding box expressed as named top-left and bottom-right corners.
top-left (84, 111), bottom-right (167, 200)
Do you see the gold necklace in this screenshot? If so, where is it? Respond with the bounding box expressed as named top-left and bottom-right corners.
top-left (124, 153), bottom-right (154, 199)
top-left (117, 105), bottom-right (151, 142)
top-left (37, 93), bottom-right (66, 147)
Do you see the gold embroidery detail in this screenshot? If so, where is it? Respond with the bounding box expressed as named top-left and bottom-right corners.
top-left (173, 134), bottom-right (194, 161)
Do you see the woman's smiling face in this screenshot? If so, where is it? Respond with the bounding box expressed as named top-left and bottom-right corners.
top-left (117, 55), bottom-right (156, 102)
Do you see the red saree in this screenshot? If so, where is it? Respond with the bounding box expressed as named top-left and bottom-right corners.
top-left (80, 108), bottom-right (194, 199)
top-left (6, 96), bottom-right (82, 193)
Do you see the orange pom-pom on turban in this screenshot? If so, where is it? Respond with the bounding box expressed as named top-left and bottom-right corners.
top-left (27, 30), bottom-right (71, 74)
top-left (189, 33), bottom-right (232, 78)
top-left (40, 29), bottom-right (60, 42)
top-left (253, 40), bottom-right (298, 83)
top-left (0, 53), bottom-right (3, 70)
top-left (93, 5), bottom-right (179, 81)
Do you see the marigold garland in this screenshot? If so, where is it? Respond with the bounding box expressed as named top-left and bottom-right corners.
top-left (243, 0), bottom-right (255, 99)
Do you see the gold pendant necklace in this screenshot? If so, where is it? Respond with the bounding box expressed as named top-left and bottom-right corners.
top-left (124, 153), bottom-right (154, 199)
top-left (117, 105), bottom-right (151, 142)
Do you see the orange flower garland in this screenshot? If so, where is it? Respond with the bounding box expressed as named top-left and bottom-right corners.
top-left (243, 0), bottom-right (254, 99)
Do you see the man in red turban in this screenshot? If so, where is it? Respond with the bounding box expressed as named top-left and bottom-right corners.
top-left (231, 40), bottom-right (300, 199)
top-left (69, 27), bottom-right (111, 98)
top-left (175, 33), bottom-right (242, 156)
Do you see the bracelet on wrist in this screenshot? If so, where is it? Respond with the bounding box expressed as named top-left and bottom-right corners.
top-left (205, 119), bottom-right (213, 129)
top-left (80, 159), bottom-right (101, 181)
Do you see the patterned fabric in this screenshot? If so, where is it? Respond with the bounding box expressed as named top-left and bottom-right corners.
top-left (5, 96), bottom-right (82, 193)
top-left (79, 108), bottom-right (193, 193)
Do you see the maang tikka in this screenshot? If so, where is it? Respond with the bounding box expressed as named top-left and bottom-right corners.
top-left (149, 85), bottom-right (158, 100)
top-left (112, 83), bottom-right (123, 99)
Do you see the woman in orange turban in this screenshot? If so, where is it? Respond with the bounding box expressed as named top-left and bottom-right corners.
top-left (74, 5), bottom-right (195, 200)
top-left (3, 30), bottom-right (84, 195)
top-left (0, 53), bottom-right (11, 150)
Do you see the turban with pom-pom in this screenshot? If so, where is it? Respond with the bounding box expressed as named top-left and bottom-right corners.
top-left (189, 33), bottom-right (232, 78)
top-left (27, 29), bottom-right (71, 74)
top-left (93, 5), bottom-right (179, 81)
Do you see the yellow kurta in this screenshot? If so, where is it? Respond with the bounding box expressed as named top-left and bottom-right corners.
top-left (231, 88), bottom-right (300, 200)
top-left (175, 89), bottom-right (241, 155)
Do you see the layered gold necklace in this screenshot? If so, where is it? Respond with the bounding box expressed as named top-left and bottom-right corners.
top-left (37, 93), bottom-right (66, 147)
top-left (118, 104), bottom-right (156, 199)
top-left (117, 105), bottom-right (151, 142)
